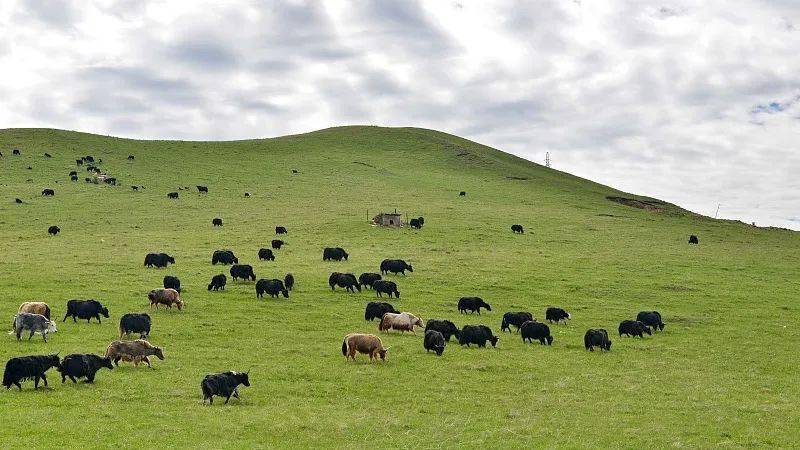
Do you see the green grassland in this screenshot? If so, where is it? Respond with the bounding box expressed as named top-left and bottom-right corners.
top-left (0, 126), bottom-right (797, 448)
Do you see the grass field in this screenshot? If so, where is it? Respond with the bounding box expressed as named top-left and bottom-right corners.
top-left (0, 126), bottom-right (797, 448)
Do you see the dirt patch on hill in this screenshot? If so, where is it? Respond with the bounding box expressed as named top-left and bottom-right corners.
top-left (353, 161), bottom-right (375, 168)
top-left (606, 196), bottom-right (666, 212)
top-left (505, 176), bottom-right (529, 180)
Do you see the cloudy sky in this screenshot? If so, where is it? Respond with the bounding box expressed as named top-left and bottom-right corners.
top-left (1, 1), bottom-right (798, 229)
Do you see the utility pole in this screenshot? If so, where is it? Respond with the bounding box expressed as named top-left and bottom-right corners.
top-left (714, 204), bottom-right (720, 219)
top-left (545, 152), bottom-right (551, 168)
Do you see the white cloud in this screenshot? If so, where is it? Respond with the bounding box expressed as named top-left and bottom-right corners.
top-left (0, 0), bottom-right (798, 229)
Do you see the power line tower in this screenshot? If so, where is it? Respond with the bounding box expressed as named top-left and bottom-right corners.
top-left (714, 204), bottom-right (720, 219)
top-left (545, 152), bottom-right (551, 168)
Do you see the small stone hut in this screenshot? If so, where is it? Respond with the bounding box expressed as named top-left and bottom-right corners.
top-left (373, 212), bottom-right (403, 227)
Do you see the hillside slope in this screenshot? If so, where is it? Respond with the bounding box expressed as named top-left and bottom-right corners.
top-left (0, 126), bottom-right (797, 448)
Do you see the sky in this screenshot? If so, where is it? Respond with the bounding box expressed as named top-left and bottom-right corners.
top-left (0, 1), bottom-right (798, 229)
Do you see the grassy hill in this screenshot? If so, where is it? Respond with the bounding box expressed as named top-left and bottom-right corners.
top-left (0, 126), bottom-right (797, 448)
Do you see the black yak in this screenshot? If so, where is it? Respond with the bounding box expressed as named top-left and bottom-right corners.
top-left (546, 307), bottom-right (571, 324)
top-left (57, 354), bottom-right (113, 383)
top-left (208, 274), bottom-right (227, 291)
top-left (323, 247), bottom-right (348, 261)
top-left (584, 329), bottom-right (612, 351)
top-left (63, 299), bottom-right (109, 324)
top-left (230, 264), bottom-right (255, 282)
top-left (359, 272), bottom-right (382, 289)
top-left (202, 371), bottom-right (250, 404)
top-left (425, 319), bottom-right (460, 341)
top-left (163, 275), bottom-right (181, 293)
top-left (458, 297), bottom-right (491, 314)
top-left (364, 302), bottom-right (398, 321)
top-left (458, 325), bottom-right (498, 348)
top-left (329, 272), bottom-right (361, 292)
top-left (119, 313), bottom-right (152, 339)
top-left (501, 311), bottom-right (533, 332)
top-left (636, 311), bottom-right (665, 331)
top-left (520, 321), bottom-right (553, 345)
top-left (380, 259), bottom-right (413, 275)
top-left (3, 354), bottom-right (61, 390)
top-left (255, 279), bottom-right (288, 298)
top-left (423, 330), bottom-right (446, 356)
top-left (618, 320), bottom-right (652, 338)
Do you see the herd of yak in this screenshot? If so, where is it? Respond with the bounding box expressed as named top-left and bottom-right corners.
top-left (2, 149), bottom-right (688, 405)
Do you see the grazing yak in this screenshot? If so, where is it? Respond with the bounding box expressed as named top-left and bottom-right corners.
top-left (41, 188), bottom-right (55, 196)
top-left (511, 224), bottom-right (524, 234)
top-left (18, 302), bottom-right (51, 320)
top-left (284, 273), bottom-right (294, 291)
top-left (379, 312), bottom-right (424, 334)
top-left (212, 218), bottom-right (223, 227)
top-left (44, 153), bottom-right (51, 158)
top-left (244, 192), bottom-right (251, 197)
top-left (230, 264), bottom-right (256, 282)
top-left (271, 239), bottom-right (285, 250)
top-left (202, 371), bottom-right (250, 405)
top-left (459, 325), bottom-right (499, 348)
top-left (63, 299), bottom-right (109, 323)
top-left (520, 321), bottom-right (553, 345)
top-left (618, 320), bottom-right (652, 338)
top-left (458, 297), bottom-right (492, 315)
top-left (12, 313), bottom-right (57, 342)
top-left (212, 250), bottom-right (238, 265)
top-left (546, 307), bottom-right (571, 324)
top-left (70, 175), bottom-right (78, 181)
top-left (689, 235), bottom-right (699, 244)
top-left (424, 330), bottom-right (446, 356)
top-left (342, 333), bottom-right (389, 361)
top-left (167, 192), bottom-right (178, 199)
top-left (163, 275), bottom-right (181, 293)
top-left (425, 319), bottom-right (460, 341)
top-left (459, 191), bottom-right (466, 196)
top-left (501, 311), bottom-right (534, 333)
top-left (119, 313), bottom-right (152, 339)
top-left (364, 302), bottom-right (398, 321)
top-left (57, 354), bottom-right (113, 383)
top-left (409, 218), bottom-right (422, 229)
top-left (359, 272), bottom-right (382, 289)
top-left (275, 226), bottom-right (287, 234)
top-left (128, 155), bottom-right (135, 160)
top-left (258, 248), bottom-right (275, 261)
top-left (255, 279), bottom-right (289, 299)
top-left (584, 329), bottom-right (612, 351)
top-left (197, 185), bottom-right (208, 193)
top-left (637, 311), bottom-right (665, 331)
top-left (13, 149), bottom-right (21, 155)
top-left (373, 280), bottom-right (400, 298)
top-left (148, 288), bottom-right (184, 310)
top-left (105, 177), bottom-right (117, 186)
top-left (144, 252), bottom-right (175, 268)
top-left (329, 272), bottom-right (361, 292)
top-left (323, 247), bottom-right (348, 261)
top-left (3, 354), bottom-right (61, 390)
top-left (48, 225), bottom-right (60, 236)
top-left (380, 259), bottom-right (413, 275)
top-left (105, 339), bottom-right (164, 368)
top-left (15, 198), bottom-right (22, 204)
top-left (208, 274), bottom-right (227, 291)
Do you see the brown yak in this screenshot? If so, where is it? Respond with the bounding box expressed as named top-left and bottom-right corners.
top-left (105, 339), bottom-right (165, 368)
top-left (341, 333), bottom-right (389, 361)
top-left (148, 288), bottom-right (184, 310)
top-left (378, 312), bottom-right (424, 334)
top-left (18, 302), bottom-right (51, 320)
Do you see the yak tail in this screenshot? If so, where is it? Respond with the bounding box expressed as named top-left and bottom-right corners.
top-left (341, 338), bottom-right (348, 356)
